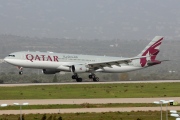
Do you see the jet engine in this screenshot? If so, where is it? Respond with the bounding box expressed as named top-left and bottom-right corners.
top-left (71, 65), bottom-right (89, 73)
top-left (42, 69), bottom-right (60, 74)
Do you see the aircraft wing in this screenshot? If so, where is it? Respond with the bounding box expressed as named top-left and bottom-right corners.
top-left (87, 56), bottom-right (147, 69)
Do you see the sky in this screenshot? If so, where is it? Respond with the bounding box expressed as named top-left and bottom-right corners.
top-left (0, 0), bottom-right (180, 40)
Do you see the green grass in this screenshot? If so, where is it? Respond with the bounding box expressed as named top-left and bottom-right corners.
top-left (0, 82), bottom-right (180, 99)
top-left (0, 111), bottom-right (175, 120)
top-left (0, 103), bottom-right (162, 110)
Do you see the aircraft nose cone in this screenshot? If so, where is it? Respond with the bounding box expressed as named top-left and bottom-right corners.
top-left (4, 57), bottom-right (9, 63)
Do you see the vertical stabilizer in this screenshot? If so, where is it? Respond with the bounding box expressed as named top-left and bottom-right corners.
top-left (137, 36), bottom-right (164, 67)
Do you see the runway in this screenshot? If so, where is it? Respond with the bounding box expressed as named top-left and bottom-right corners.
top-left (0, 106), bottom-right (180, 115)
top-left (0, 97), bottom-right (180, 105)
top-left (0, 80), bottom-right (180, 87)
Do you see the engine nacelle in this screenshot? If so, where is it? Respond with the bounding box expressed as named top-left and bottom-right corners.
top-left (42, 69), bottom-right (60, 74)
top-left (71, 65), bottom-right (89, 73)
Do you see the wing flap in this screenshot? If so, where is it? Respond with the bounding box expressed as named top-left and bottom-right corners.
top-left (88, 56), bottom-right (147, 69)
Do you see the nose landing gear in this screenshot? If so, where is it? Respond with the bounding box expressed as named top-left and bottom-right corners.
top-left (19, 71), bottom-right (23, 75)
top-left (17, 67), bottom-right (23, 75)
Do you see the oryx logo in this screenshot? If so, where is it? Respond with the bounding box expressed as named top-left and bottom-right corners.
top-left (140, 37), bottom-right (163, 67)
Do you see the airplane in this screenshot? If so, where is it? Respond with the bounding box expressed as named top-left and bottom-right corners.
top-left (4, 36), bottom-right (165, 82)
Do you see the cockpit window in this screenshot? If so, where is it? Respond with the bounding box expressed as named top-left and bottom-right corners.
top-left (8, 55), bottom-right (15, 57)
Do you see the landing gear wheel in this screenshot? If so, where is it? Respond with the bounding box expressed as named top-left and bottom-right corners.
top-left (72, 75), bottom-right (78, 79)
top-left (72, 74), bottom-right (83, 82)
top-left (76, 78), bottom-right (82, 82)
top-left (19, 71), bottom-right (23, 75)
top-left (89, 75), bottom-right (93, 79)
top-left (93, 77), bottom-right (99, 82)
top-left (89, 73), bottom-right (99, 82)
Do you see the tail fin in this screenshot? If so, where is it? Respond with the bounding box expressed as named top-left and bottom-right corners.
top-left (137, 36), bottom-right (164, 67)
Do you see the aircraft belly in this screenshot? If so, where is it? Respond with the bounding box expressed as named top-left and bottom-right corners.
top-left (97, 65), bottom-right (141, 73)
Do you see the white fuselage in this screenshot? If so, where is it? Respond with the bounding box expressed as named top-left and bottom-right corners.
top-left (4, 51), bottom-right (144, 73)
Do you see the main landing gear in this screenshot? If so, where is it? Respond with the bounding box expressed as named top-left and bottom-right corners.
top-left (72, 73), bottom-right (99, 82)
top-left (89, 74), bottom-right (99, 82)
top-left (72, 73), bottom-right (82, 82)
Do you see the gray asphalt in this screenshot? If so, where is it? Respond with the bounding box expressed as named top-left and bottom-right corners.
top-left (0, 106), bottom-right (180, 115)
top-left (0, 97), bottom-right (180, 105)
top-left (0, 80), bottom-right (180, 87)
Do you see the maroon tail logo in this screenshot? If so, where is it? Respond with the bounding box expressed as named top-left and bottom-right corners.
top-left (140, 37), bottom-right (163, 67)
